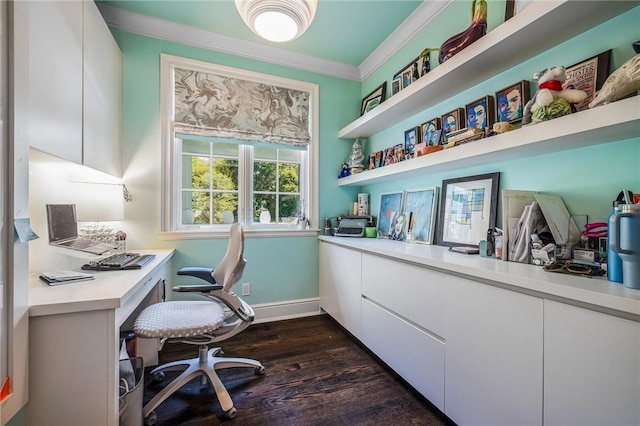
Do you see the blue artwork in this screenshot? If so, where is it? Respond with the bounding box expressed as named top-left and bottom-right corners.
top-left (404, 188), bottom-right (438, 244)
top-left (377, 192), bottom-right (404, 237)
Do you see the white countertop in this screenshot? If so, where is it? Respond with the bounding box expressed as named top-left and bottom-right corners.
top-left (319, 236), bottom-right (640, 319)
top-left (29, 249), bottom-right (175, 317)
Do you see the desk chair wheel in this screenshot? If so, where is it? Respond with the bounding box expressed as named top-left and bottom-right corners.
top-left (255, 366), bottom-right (266, 375)
top-left (144, 411), bottom-right (157, 426)
top-left (224, 407), bottom-right (237, 419)
top-left (151, 371), bottom-right (165, 383)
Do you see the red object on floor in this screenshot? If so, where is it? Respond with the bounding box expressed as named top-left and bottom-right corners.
top-left (1, 377), bottom-right (10, 401)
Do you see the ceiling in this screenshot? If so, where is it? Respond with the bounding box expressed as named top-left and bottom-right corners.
top-left (97, 0), bottom-right (450, 81)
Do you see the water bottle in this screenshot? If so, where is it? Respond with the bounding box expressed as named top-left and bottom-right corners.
top-left (607, 201), bottom-right (624, 283)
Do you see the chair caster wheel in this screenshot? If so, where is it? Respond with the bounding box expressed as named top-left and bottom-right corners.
top-left (224, 407), bottom-right (237, 419)
top-left (152, 371), bottom-right (165, 383)
top-left (144, 411), bottom-right (157, 425)
top-left (211, 349), bottom-right (224, 357)
top-left (255, 366), bottom-right (266, 375)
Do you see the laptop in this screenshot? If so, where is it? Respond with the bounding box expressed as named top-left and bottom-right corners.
top-left (46, 204), bottom-right (116, 255)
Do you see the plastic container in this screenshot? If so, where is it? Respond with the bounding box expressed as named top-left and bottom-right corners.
top-left (607, 201), bottom-right (623, 283)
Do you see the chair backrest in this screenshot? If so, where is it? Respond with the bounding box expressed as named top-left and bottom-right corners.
top-left (213, 223), bottom-right (247, 292)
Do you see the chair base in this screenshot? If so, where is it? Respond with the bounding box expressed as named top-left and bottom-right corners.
top-left (143, 345), bottom-right (265, 419)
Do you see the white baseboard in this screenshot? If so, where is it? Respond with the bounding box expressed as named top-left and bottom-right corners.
top-left (252, 297), bottom-right (321, 324)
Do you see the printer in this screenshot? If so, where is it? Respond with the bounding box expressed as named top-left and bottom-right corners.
top-left (334, 215), bottom-right (375, 237)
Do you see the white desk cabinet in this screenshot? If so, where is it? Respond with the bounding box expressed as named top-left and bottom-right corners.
top-left (27, 250), bottom-right (174, 426)
top-left (319, 243), bottom-right (361, 337)
top-left (445, 275), bottom-right (544, 425)
top-left (544, 300), bottom-right (640, 426)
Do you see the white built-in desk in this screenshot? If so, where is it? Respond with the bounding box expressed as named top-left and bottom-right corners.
top-left (27, 249), bottom-right (174, 426)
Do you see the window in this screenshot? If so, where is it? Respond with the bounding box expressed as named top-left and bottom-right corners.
top-left (161, 55), bottom-right (318, 236)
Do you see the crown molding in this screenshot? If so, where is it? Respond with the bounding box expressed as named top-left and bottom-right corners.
top-left (358, 0), bottom-right (454, 81)
top-left (97, 3), bottom-right (362, 81)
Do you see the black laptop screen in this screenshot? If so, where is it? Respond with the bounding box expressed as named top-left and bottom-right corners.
top-left (46, 204), bottom-right (79, 243)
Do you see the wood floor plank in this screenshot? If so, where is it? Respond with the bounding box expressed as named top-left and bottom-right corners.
top-left (141, 314), bottom-right (451, 425)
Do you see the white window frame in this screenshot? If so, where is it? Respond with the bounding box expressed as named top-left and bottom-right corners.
top-left (159, 54), bottom-right (319, 239)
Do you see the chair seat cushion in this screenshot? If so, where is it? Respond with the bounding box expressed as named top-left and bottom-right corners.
top-left (133, 301), bottom-right (226, 339)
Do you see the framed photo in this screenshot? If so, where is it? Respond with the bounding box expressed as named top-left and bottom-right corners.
top-left (391, 76), bottom-right (402, 96)
top-left (441, 108), bottom-right (465, 136)
top-left (465, 95), bottom-right (494, 131)
top-left (404, 187), bottom-right (439, 244)
top-left (383, 146), bottom-right (396, 166)
top-left (563, 50), bottom-right (611, 112)
top-left (367, 154), bottom-right (376, 170)
top-left (421, 118), bottom-right (441, 146)
top-left (437, 172), bottom-right (500, 248)
top-left (404, 126), bottom-right (421, 155)
top-left (495, 80), bottom-right (530, 123)
top-left (394, 57), bottom-right (420, 89)
top-left (361, 83), bottom-right (387, 116)
top-left (377, 191), bottom-right (404, 239)
top-left (393, 143), bottom-right (405, 163)
top-left (374, 150), bottom-right (383, 168)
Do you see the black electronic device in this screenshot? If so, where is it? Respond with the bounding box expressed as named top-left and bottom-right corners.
top-left (81, 253), bottom-right (156, 271)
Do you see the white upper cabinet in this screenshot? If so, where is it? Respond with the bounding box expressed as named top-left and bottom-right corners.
top-left (16, 1), bottom-right (121, 177)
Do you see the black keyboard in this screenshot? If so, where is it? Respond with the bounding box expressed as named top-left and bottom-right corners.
top-left (81, 253), bottom-right (156, 271)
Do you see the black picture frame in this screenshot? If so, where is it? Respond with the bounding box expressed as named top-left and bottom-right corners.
top-left (563, 50), bottom-right (611, 112)
top-left (361, 83), bottom-right (387, 116)
top-left (495, 80), bottom-right (530, 124)
top-left (465, 95), bottom-right (494, 131)
top-left (436, 172), bottom-right (500, 248)
top-left (441, 108), bottom-right (466, 136)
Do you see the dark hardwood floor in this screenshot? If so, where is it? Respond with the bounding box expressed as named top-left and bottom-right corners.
top-left (141, 314), bottom-right (451, 425)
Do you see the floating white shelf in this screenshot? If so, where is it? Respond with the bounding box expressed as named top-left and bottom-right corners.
top-left (338, 0), bottom-right (637, 140)
top-left (337, 96), bottom-right (640, 187)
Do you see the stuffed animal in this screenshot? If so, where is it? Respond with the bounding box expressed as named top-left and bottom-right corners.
top-left (522, 66), bottom-right (587, 125)
top-left (589, 53), bottom-right (640, 108)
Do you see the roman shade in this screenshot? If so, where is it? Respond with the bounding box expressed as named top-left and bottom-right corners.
top-left (174, 67), bottom-right (311, 148)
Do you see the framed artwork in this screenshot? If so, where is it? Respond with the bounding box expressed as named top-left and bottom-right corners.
top-left (421, 118), bottom-right (441, 146)
top-left (437, 172), bottom-right (500, 248)
top-left (374, 150), bottom-right (383, 168)
top-left (377, 191), bottom-right (404, 239)
top-left (441, 108), bottom-right (465, 136)
top-left (393, 143), bottom-right (405, 163)
top-left (403, 187), bottom-right (439, 244)
top-left (394, 56), bottom-right (420, 89)
top-left (367, 154), bottom-right (376, 170)
top-left (404, 126), bottom-right (421, 156)
top-left (391, 76), bottom-right (402, 96)
top-left (563, 50), bottom-right (611, 112)
top-left (495, 80), bottom-right (529, 124)
top-left (383, 146), bottom-right (396, 166)
top-left (361, 82), bottom-right (387, 115)
top-left (465, 95), bottom-right (494, 131)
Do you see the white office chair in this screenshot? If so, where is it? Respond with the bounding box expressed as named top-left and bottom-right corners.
top-left (133, 223), bottom-right (264, 423)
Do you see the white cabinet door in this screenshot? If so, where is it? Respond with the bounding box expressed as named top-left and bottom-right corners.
top-left (83, 1), bottom-right (121, 177)
top-left (23, 0), bottom-right (83, 163)
top-left (361, 298), bottom-right (445, 410)
top-left (319, 243), bottom-right (361, 337)
top-left (544, 300), bottom-right (640, 426)
top-left (446, 276), bottom-right (543, 425)
top-left (361, 253), bottom-right (445, 337)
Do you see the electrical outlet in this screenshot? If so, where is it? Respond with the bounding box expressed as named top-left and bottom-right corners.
top-left (241, 282), bottom-right (250, 296)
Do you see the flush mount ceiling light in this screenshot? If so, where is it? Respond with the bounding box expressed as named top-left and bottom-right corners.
top-left (235, 0), bottom-right (318, 43)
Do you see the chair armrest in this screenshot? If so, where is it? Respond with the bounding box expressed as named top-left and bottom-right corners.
top-left (177, 266), bottom-right (216, 284)
top-left (173, 284), bottom-right (223, 292)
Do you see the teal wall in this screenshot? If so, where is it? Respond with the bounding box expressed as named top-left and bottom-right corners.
top-left (360, 6), bottom-right (640, 228)
top-left (112, 30), bottom-right (361, 303)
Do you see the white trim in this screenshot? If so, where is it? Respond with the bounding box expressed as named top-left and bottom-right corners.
top-left (97, 2), bottom-right (453, 82)
top-left (98, 3), bottom-right (361, 81)
top-left (359, 0), bottom-right (454, 81)
top-left (251, 297), bottom-right (321, 324)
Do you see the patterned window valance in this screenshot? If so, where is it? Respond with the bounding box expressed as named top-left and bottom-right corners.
top-left (173, 67), bottom-right (311, 148)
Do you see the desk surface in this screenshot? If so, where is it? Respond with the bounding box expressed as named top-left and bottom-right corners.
top-left (319, 237), bottom-right (640, 318)
top-left (29, 249), bottom-right (175, 317)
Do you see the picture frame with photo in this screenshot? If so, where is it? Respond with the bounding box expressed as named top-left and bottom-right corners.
top-left (404, 126), bottom-right (421, 156)
top-left (495, 80), bottom-right (530, 124)
top-left (361, 82), bottom-right (387, 116)
top-left (391, 75), bottom-right (402, 96)
top-left (465, 95), bottom-right (494, 131)
top-left (377, 191), bottom-right (405, 239)
top-left (367, 154), bottom-right (376, 170)
top-left (403, 187), bottom-right (439, 244)
top-left (374, 150), bottom-right (383, 168)
top-left (393, 143), bottom-right (405, 163)
top-left (441, 108), bottom-right (466, 137)
top-left (421, 118), bottom-right (442, 146)
top-left (563, 50), bottom-right (611, 112)
top-left (383, 146), bottom-right (396, 166)
top-left (436, 172), bottom-right (500, 248)
top-left (394, 56), bottom-right (423, 90)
